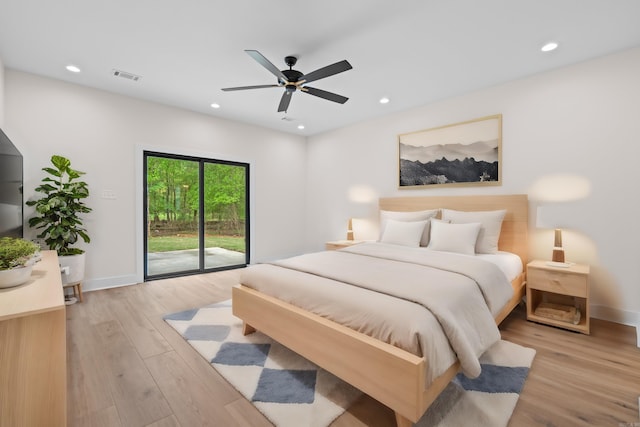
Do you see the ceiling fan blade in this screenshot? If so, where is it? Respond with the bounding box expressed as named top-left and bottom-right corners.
top-left (277, 90), bottom-right (293, 112)
top-left (302, 86), bottom-right (349, 104)
top-left (300, 60), bottom-right (352, 84)
top-left (221, 84), bottom-right (280, 91)
top-left (245, 50), bottom-right (289, 82)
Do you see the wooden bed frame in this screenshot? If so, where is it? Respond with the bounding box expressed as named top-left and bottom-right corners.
top-left (232, 194), bottom-right (528, 427)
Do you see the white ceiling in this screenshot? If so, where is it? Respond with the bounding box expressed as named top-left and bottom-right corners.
top-left (1, 0), bottom-right (640, 136)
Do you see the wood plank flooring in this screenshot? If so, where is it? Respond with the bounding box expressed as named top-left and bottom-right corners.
top-left (66, 269), bottom-right (640, 426)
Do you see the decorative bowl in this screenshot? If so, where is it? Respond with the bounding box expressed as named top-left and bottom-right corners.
top-left (0, 265), bottom-right (34, 288)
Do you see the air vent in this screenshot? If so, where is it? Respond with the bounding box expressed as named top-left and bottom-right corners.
top-left (112, 69), bottom-right (141, 82)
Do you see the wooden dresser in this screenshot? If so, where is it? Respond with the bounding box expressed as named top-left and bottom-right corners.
top-left (0, 250), bottom-right (67, 427)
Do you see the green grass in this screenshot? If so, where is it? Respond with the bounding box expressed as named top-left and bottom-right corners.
top-left (147, 235), bottom-right (245, 253)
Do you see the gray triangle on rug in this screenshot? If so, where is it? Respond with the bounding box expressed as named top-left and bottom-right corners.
top-left (164, 300), bottom-right (535, 427)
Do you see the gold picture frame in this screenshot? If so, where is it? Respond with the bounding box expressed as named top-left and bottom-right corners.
top-left (398, 114), bottom-right (502, 189)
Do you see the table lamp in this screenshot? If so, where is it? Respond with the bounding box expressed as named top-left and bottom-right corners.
top-left (346, 218), bottom-right (354, 241)
top-left (552, 228), bottom-right (565, 263)
top-left (536, 205), bottom-right (570, 266)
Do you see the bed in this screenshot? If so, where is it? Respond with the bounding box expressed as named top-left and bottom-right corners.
top-left (232, 194), bottom-right (528, 427)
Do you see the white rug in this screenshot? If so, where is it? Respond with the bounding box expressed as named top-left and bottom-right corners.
top-left (164, 301), bottom-right (535, 427)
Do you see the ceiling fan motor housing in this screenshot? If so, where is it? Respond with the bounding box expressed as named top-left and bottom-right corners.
top-left (281, 69), bottom-right (303, 87)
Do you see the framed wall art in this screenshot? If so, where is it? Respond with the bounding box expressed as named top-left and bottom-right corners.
top-left (398, 114), bottom-right (502, 189)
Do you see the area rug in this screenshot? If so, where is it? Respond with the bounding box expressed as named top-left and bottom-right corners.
top-left (164, 301), bottom-right (535, 427)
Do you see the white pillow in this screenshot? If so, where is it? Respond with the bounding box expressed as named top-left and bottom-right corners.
top-left (427, 221), bottom-right (482, 255)
top-left (441, 209), bottom-right (506, 254)
top-left (379, 209), bottom-right (439, 246)
top-left (380, 219), bottom-right (428, 247)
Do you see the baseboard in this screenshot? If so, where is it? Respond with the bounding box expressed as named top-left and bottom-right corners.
top-left (591, 304), bottom-right (639, 326)
top-left (83, 274), bottom-right (139, 292)
top-left (590, 304), bottom-right (640, 348)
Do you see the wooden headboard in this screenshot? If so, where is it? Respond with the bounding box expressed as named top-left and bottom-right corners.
top-left (379, 194), bottom-right (529, 266)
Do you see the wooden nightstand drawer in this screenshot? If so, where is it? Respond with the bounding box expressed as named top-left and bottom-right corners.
top-left (527, 268), bottom-right (587, 297)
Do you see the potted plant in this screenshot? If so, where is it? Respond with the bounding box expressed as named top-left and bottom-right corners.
top-left (0, 237), bottom-right (41, 288)
top-left (27, 155), bottom-right (91, 285)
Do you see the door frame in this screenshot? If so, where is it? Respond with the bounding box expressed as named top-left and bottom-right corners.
top-left (135, 145), bottom-right (254, 283)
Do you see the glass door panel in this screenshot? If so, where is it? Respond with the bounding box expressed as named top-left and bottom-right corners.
top-left (145, 155), bottom-right (200, 277)
top-left (203, 162), bottom-right (247, 269)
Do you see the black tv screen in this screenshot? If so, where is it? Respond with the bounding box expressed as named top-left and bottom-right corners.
top-left (0, 129), bottom-right (23, 238)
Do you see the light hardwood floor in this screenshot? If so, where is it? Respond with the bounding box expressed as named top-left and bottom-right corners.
top-left (66, 269), bottom-right (640, 427)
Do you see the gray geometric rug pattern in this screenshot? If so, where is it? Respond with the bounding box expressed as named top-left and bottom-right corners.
top-left (164, 301), bottom-right (535, 427)
top-left (164, 300), bottom-right (362, 427)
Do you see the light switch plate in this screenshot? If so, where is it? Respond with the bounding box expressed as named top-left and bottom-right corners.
top-left (101, 190), bottom-right (116, 199)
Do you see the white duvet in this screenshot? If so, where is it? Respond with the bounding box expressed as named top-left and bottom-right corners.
top-left (239, 242), bottom-right (514, 382)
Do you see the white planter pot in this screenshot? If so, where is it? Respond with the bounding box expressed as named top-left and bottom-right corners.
top-left (0, 265), bottom-right (34, 288)
top-left (59, 253), bottom-right (86, 285)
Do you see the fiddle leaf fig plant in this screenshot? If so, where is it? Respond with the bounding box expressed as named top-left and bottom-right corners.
top-left (27, 155), bottom-right (92, 256)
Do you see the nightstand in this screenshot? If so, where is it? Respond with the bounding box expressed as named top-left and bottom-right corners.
top-left (325, 240), bottom-right (364, 250)
top-left (526, 260), bottom-right (590, 334)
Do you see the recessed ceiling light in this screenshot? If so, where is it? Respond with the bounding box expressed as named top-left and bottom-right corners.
top-left (379, 97), bottom-right (390, 104)
top-left (210, 103), bottom-right (220, 109)
top-left (297, 124), bottom-right (305, 130)
top-left (65, 65), bottom-right (81, 73)
top-left (541, 42), bottom-right (559, 52)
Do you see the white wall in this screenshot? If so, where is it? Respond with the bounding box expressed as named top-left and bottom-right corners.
top-left (0, 55), bottom-right (5, 127)
top-left (306, 47), bottom-right (640, 326)
top-left (5, 71), bottom-right (307, 290)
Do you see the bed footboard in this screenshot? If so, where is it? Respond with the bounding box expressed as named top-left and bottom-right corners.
top-left (232, 285), bottom-right (447, 423)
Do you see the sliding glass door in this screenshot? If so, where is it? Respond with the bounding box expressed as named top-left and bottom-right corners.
top-left (144, 151), bottom-right (249, 280)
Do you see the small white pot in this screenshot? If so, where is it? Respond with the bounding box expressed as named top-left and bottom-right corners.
top-left (0, 265), bottom-right (34, 288)
top-left (59, 253), bottom-right (86, 285)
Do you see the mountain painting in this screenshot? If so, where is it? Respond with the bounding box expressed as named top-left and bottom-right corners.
top-left (398, 115), bottom-right (502, 188)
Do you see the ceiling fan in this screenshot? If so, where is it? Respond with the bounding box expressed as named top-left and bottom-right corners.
top-left (222, 50), bottom-right (352, 113)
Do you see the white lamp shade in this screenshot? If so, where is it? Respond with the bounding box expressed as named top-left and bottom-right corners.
top-left (536, 205), bottom-right (573, 230)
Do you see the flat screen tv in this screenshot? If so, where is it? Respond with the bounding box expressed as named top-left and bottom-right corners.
top-left (0, 129), bottom-right (23, 238)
